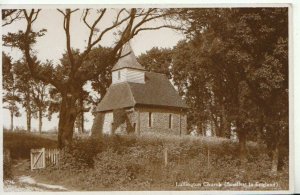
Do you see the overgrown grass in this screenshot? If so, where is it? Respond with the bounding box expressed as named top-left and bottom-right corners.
top-left (41, 134), bottom-right (289, 190)
top-left (4, 131), bottom-right (289, 191)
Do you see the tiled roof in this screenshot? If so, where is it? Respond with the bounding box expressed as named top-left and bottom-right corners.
top-left (96, 72), bottom-right (188, 112)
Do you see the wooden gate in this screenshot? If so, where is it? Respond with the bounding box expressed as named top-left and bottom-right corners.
top-left (31, 148), bottom-right (46, 170)
top-left (31, 148), bottom-right (60, 170)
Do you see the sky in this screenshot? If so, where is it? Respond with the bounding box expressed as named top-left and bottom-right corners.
top-left (2, 9), bottom-right (185, 131)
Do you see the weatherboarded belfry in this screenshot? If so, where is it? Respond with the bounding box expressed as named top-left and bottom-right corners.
top-left (91, 42), bottom-right (188, 136)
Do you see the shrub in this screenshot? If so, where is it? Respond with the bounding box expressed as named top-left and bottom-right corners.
top-left (58, 135), bottom-right (138, 171)
top-left (59, 137), bottom-right (104, 170)
top-left (90, 148), bottom-right (142, 187)
top-left (24, 133), bottom-right (288, 190)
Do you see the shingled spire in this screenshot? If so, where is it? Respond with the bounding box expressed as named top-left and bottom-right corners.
top-left (112, 42), bottom-right (145, 71)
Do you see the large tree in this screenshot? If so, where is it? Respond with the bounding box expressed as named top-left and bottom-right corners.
top-left (86, 46), bottom-right (114, 106)
top-left (2, 52), bottom-right (21, 131)
top-left (3, 8), bottom-right (179, 148)
top-left (13, 60), bottom-right (36, 132)
top-left (173, 8), bottom-right (288, 169)
top-left (138, 47), bottom-right (173, 78)
top-left (13, 59), bottom-right (51, 133)
top-left (31, 78), bottom-right (50, 133)
top-left (171, 40), bottom-right (225, 136)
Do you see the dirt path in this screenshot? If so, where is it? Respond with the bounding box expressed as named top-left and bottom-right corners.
top-left (4, 176), bottom-right (68, 192)
top-left (4, 159), bottom-right (68, 192)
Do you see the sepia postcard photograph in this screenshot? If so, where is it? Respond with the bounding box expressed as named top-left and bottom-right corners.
top-left (0, 1), bottom-right (296, 194)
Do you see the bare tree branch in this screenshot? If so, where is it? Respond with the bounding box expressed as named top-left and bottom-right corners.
top-left (82, 9), bottom-right (92, 30)
top-left (57, 9), bottom-right (66, 16)
top-left (133, 25), bottom-right (183, 36)
top-left (57, 9), bottom-right (76, 72)
top-left (22, 9), bottom-right (62, 90)
top-left (48, 8), bottom-right (181, 87)
top-left (88, 9), bottom-right (132, 49)
top-left (115, 8), bottom-right (126, 23)
top-left (2, 9), bottom-right (17, 19)
top-left (74, 8), bottom-right (181, 83)
top-left (85, 9), bottom-right (106, 46)
top-left (74, 8), bottom-right (135, 74)
top-left (32, 9), bottom-right (41, 23)
top-left (70, 9), bottom-right (80, 13)
top-left (131, 8), bottom-right (156, 33)
top-left (2, 9), bottom-right (23, 27)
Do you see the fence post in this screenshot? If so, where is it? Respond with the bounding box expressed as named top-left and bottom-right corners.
top-left (164, 147), bottom-right (168, 167)
top-left (207, 147), bottom-right (210, 168)
top-left (42, 148), bottom-right (46, 169)
top-left (30, 149), bottom-right (33, 170)
top-left (54, 149), bottom-right (56, 165)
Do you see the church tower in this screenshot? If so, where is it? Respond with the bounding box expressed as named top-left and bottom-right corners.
top-left (111, 42), bottom-right (146, 84)
top-left (92, 41), bottom-right (188, 136)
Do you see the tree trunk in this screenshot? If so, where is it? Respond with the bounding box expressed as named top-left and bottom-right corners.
top-left (220, 104), bottom-right (229, 138)
top-left (26, 109), bottom-right (31, 132)
top-left (10, 110), bottom-right (14, 131)
top-left (58, 95), bottom-right (77, 148)
top-left (271, 141), bottom-right (279, 175)
top-left (80, 97), bottom-right (84, 133)
top-left (202, 122), bottom-right (206, 136)
top-left (81, 112), bottom-right (84, 133)
top-left (237, 120), bottom-right (247, 163)
top-left (238, 131), bottom-right (247, 163)
top-left (75, 113), bottom-right (84, 134)
top-left (38, 108), bottom-right (43, 133)
top-left (211, 120), bottom-right (216, 136)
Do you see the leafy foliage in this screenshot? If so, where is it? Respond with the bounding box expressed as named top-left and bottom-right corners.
top-left (138, 47), bottom-right (173, 78)
top-left (169, 8), bottom-right (288, 165)
top-left (35, 135), bottom-right (288, 190)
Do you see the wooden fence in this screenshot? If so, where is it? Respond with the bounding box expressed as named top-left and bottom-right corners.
top-left (45, 148), bottom-right (60, 167)
top-left (31, 148), bottom-right (60, 170)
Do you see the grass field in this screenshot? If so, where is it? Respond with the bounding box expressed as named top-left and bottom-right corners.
top-left (3, 131), bottom-right (289, 191)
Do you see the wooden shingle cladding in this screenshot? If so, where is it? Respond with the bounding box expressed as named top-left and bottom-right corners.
top-left (112, 68), bottom-right (145, 84)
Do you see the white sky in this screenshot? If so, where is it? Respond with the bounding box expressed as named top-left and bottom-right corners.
top-left (2, 9), bottom-right (185, 131)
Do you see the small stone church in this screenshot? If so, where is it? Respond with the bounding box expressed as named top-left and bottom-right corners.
top-left (91, 42), bottom-right (188, 136)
